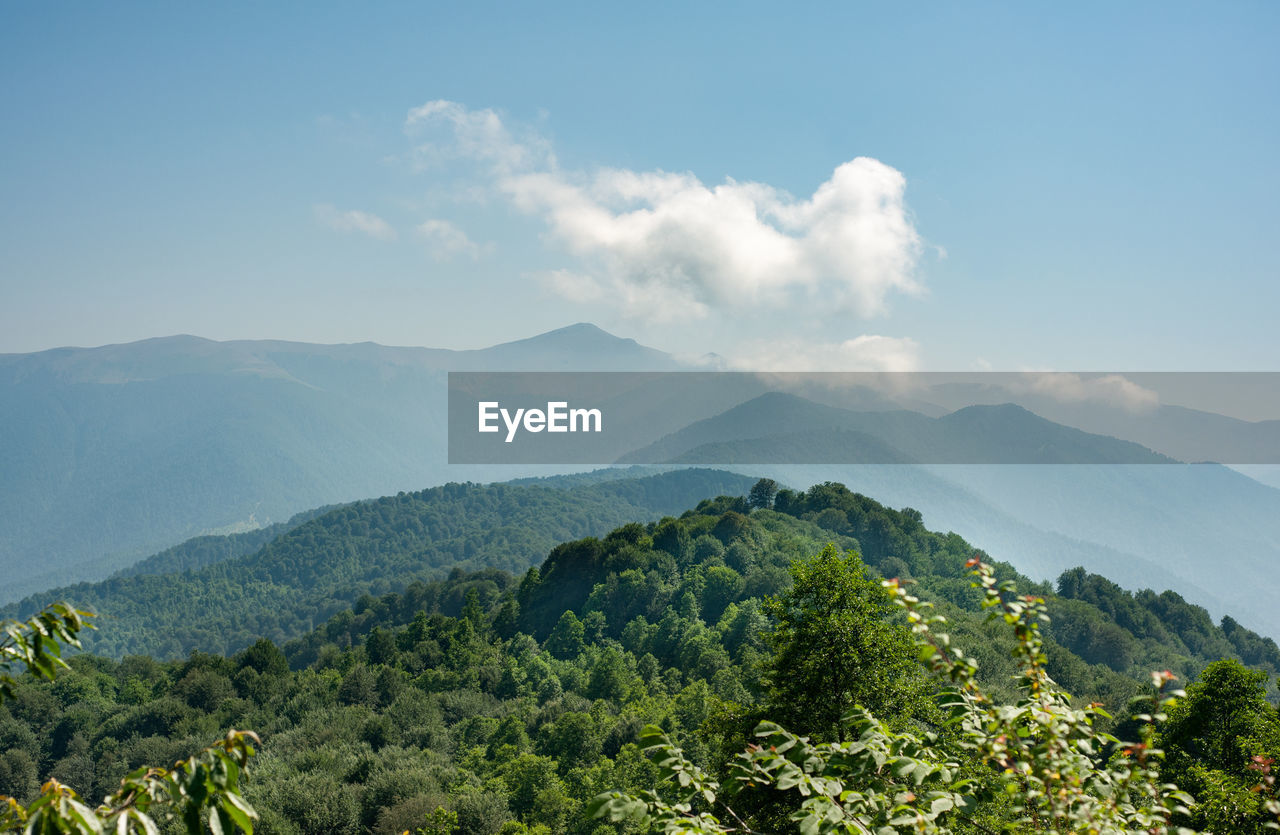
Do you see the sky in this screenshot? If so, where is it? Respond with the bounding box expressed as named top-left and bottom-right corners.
top-left (2, 1), bottom-right (1277, 371)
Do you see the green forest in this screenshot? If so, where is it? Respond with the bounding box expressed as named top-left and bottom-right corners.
top-left (4, 478), bottom-right (1280, 833)
top-left (1, 470), bottom-right (757, 659)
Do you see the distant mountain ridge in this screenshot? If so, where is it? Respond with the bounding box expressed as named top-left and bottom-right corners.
top-left (621, 392), bottom-right (1175, 465)
top-left (612, 390), bottom-right (1280, 635)
top-left (919, 380), bottom-right (1280, 465)
top-left (0, 324), bottom-right (680, 602)
top-left (6, 325), bottom-right (1280, 644)
top-left (0, 323), bottom-right (679, 384)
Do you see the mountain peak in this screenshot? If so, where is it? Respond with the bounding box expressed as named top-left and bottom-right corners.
top-left (472, 323), bottom-right (677, 370)
top-left (944, 402), bottom-right (1038, 421)
top-left (503, 322), bottom-right (637, 347)
top-left (554, 322), bottom-right (619, 337)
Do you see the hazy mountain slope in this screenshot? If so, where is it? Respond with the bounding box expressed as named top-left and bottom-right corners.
top-left (0, 325), bottom-right (678, 601)
top-left (709, 459), bottom-right (1280, 636)
top-left (0, 353), bottom-right (446, 601)
top-left (617, 392), bottom-right (890, 463)
top-left (1232, 465), bottom-right (1280, 490)
top-left (667, 429), bottom-right (915, 465)
top-left (735, 464), bottom-right (1214, 600)
top-left (625, 393), bottom-right (1280, 635)
top-left (926, 463), bottom-right (1280, 631)
top-left (2, 469), bottom-right (756, 658)
top-left (921, 381), bottom-right (1280, 465)
top-left (622, 392), bottom-right (1173, 465)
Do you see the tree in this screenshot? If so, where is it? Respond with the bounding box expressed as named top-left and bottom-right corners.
top-left (1160, 659), bottom-right (1280, 833)
top-left (364, 626), bottom-right (397, 665)
top-left (236, 638), bottom-right (288, 677)
top-left (337, 663), bottom-right (378, 706)
top-left (1163, 659), bottom-right (1279, 774)
top-left (545, 611), bottom-right (585, 660)
top-left (761, 544), bottom-right (922, 740)
top-left (700, 566), bottom-right (743, 624)
top-left (747, 478), bottom-right (778, 511)
top-left (0, 603), bottom-right (260, 834)
top-left (590, 558), bottom-right (1204, 834)
top-left (586, 648), bottom-right (629, 702)
top-left (415, 806), bottom-right (458, 835)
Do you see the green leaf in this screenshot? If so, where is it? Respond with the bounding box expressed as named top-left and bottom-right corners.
top-left (66, 798), bottom-right (105, 835)
top-left (221, 794), bottom-right (255, 834)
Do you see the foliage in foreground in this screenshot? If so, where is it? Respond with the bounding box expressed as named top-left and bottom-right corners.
top-left (591, 558), bottom-right (1280, 834)
top-left (0, 604), bottom-right (259, 834)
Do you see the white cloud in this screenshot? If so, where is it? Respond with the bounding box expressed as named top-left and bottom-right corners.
top-left (404, 100), bottom-right (554, 175)
top-left (416, 219), bottom-right (481, 260)
top-left (404, 101), bottom-right (925, 322)
top-left (1018, 372), bottom-right (1159, 412)
top-left (314, 204), bottom-right (397, 241)
top-left (726, 335), bottom-right (921, 372)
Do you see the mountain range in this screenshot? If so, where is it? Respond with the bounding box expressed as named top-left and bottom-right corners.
top-left (618, 392), bottom-right (1176, 464)
top-left (615, 390), bottom-right (1280, 634)
top-left (4, 324), bottom-right (1280, 639)
top-left (0, 324), bottom-right (676, 601)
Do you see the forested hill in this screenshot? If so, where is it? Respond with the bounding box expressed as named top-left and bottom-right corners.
top-left (111, 504), bottom-right (345, 579)
top-left (7, 482), bottom-right (1280, 834)
top-left (2, 469), bottom-right (755, 659)
top-left (764, 483), bottom-right (1280, 689)
top-left (272, 478), bottom-right (1280, 701)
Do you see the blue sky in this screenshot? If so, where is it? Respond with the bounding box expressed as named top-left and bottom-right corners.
top-left (2, 1), bottom-right (1277, 370)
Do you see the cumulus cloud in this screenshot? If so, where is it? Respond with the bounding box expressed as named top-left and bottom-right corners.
top-left (404, 101), bottom-right (925, 322)
top-left (1018, 372), bottom-right (1159, 413)
top-left (726, 335), bottom-right (921, 372)
top-left (314, 204), bottom-right (397, 241)
top-left (416, 219), bottom-right (481, 260)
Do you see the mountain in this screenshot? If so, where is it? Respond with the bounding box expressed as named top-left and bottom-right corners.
top-left (761, 459), bottom-right (1280, 637)
top-left (8, 329), bottom-right (1280, 646)
top-left (2, 469), bottom-right (756, 658)
top-left (736, 462), bottom-right (1240, 615)
top-left (617, 392), bottom-right (883, 463)
top-left (918, 378), bottom-right (1280, 465)
top-left (458, 322), bottom-right (680, 370)
top-left (0, 325), bottom-right (680, 602)
top-left (621, 392), bottom-right (1174, 465)
top-left (617, 392), bottom-right (1280, 636)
